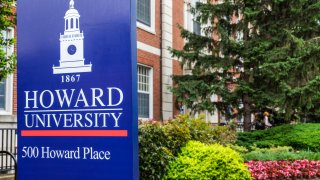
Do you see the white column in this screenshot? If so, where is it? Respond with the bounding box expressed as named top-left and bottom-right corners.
top-left (161, 0), bottom-right (173, 120)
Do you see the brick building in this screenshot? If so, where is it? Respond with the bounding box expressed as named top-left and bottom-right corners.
top-left (0, 0), bottom-right (221, 127)
top-left (137, 0), bottom-right (185, 121)
top-left (136, 0), bottom-right (220, 123)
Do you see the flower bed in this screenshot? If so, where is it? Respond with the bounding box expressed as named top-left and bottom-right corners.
top-left (246, 160), bottom-right (320, 179)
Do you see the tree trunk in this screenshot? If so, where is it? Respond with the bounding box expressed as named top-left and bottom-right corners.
top-left (241, 18), bottom-right (252, 132)
top-left (243, 95), bottom-right (251, 131)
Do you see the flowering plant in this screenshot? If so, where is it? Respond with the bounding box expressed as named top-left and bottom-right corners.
top-left (246, 160), bottom-right (320, 179)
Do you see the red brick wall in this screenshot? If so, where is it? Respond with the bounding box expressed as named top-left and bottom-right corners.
top-left (172, 60), bottom-right (183, 117)
top-left (172, 0), bottom-right (184, 117)
top-left (137, 0), bottom-right (161, 48)
top-left (173, 0), bottom-right (184, 51)
top-left (137, 0), bottom-right (162, 120)
top-left (137, 49), bottom-right (161, 121)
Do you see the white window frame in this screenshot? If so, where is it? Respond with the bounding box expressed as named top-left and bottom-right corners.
top-left (184, 0), bottom-right (194, 33)
top-left (137, 64), bottom-right (153, 120)
top-left (0, 27), bottom-right (14, 115)
top-left (137, 0), bottom-right (156, 34)
top-left (0, 75), bottom-right (13, 115)
top-left (184, 0), bottom-right (207, 35)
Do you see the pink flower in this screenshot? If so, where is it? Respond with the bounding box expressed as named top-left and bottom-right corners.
top-left (246, 160), bottom-right (320, 179)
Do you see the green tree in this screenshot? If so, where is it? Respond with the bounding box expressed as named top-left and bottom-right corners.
top-left (0, 0), bottom-right (16, 80)
top-left (171, 0), bottom-right (320, 131)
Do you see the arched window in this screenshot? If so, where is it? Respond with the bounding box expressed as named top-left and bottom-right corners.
top-left (66, 19), bottom-right (68, 30)
top-left (71, 18), bottom-right (74, 29)
top-left (76, 19), bottom-right (79, 29)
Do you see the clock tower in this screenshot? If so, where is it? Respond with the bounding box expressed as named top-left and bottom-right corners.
top-left (53, 0), bottom-right (92, 74)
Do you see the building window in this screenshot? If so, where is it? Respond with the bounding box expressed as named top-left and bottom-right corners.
top-left (138, 65), bottom-right (153, 119)
top-left (137, 0), bottom-right (155, 34)
top-left (185, 0), bottom-right (202, 35)
top-left (193, 20), bottom-right (201, 35)
top-left (0, 79), bottom-right (6, 110)
top-left (137, 0), bottom-right (151, 26)
top-left (193, 1), bottom-right (201, 35)
top-left (0, 28), bottom-right (14, 115)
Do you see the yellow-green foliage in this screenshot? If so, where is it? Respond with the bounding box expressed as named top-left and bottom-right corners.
top-left (165, 141), bottom-right (252, 180)
top-left (227, 144), bottom-right (249, 154)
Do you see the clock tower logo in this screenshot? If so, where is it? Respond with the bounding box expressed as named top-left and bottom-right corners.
top-left (53, 0), bottom-right (92, 74)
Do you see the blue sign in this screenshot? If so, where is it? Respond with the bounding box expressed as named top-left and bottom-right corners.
top-left (17, 0), bottom-right (138, 179)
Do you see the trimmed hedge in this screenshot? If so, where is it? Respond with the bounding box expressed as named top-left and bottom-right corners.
top-left (237, 123), bottom-right (320, 151)
top-left (165, 141), bottom-right (252, 180)
top-left (243, 146), bottom-right (320, 161)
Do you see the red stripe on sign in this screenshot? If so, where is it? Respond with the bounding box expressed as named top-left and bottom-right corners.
top-left (21, 130), bottom-right (128, 137)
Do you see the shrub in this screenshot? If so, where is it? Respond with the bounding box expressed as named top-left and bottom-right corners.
top-left (139, 118), bottom-right (193, 180)
top-left (211, 125), bottom-right (237, 145)
top-left (162, 117), bottom-right (191, 156)
top-left (228, 144), bottom-right (249, 154)
top-left (139, 115), bottom-right (237, 180)
top-left (165, 141), bottom-right (252, 180)
top-left (173, 115), bottom-right (237, 145)
top-left (246, 160), bottom-right (320, 179)
top-left (139, 122), bottom-right (174, 180)
top-left (184, 115), bottom-right (215, 144)
top-left (237, 123), bottom-right (320, 151)
top-left (243, 146), bottom-right (320, 161)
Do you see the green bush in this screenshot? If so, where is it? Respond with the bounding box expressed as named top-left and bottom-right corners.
top-left (243, 146), bottom-right (320, 161)
top-left (170, 115), bottom-right (237, 144)
top-left (165, 141), bottom-right (252, 180)
top-left (139, 123), bottom-right (174, 180)
top-left (139, 115), bottom-right (237, 180)
top-left (162, 116), bottom-right (192, 156)
top-left (211, 125), bottom-right (237, 145)
top-left (237, 123), bottom-right (320, 151)
top-left (185, 116), bottom-right (215, 144)
top-left (227, 144), bottom-right (249, 154)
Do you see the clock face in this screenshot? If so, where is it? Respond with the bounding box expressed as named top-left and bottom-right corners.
top-left (67, 45), bottom-right (77, 55)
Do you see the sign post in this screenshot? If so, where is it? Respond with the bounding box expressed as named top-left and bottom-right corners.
top-left (17, 0), bottom-right (138, 179)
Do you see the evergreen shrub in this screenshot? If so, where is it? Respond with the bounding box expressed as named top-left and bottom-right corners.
top-left (237, 123), bottom-right (320, 151)
top-left (243, 146), bottom-right (320, 161)
top-left (165, 141), bottom-right (252, 180)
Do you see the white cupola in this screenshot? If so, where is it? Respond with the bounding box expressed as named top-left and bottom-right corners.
top-left (64, 0), bottom-right (80, 34)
